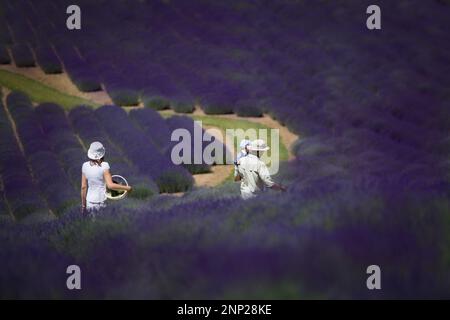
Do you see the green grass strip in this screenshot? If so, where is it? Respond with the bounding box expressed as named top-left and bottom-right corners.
top-left (192, 115), bottom-right (289, 162)
top-left (0, 69), bottom-right (98, 109)
top-left (190, 115), bottom-right (289, 183)
top-left (160, 112), bottom-right (289, 161)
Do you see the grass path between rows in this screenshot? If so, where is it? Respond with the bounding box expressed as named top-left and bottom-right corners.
top-left (0, 69), bottom-right (98, 109)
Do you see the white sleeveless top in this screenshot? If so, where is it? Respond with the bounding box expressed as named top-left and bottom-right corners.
top-left (82, 161), bottom-right (110, 203)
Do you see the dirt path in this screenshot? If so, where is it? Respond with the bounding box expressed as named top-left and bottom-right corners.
top-left (193, 124), bottom-right (234, 187)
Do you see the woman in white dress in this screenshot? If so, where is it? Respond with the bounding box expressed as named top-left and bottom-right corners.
top-left (81, 141), bottom-right (132, 213)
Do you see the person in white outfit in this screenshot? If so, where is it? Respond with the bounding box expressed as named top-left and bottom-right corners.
top-left (81, 141), bottom-right (132, 213)
top-left (236, 139), bottom-right (286, 200)
top-left (234, 139), bottom-right (250, 180)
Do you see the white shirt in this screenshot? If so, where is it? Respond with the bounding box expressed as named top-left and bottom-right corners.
top-left (82, 161), bottom-right (110, 203)
top-left (237, 154), bottom-right (274, 200)
top-left (234, 150), bottom-right (248, 177)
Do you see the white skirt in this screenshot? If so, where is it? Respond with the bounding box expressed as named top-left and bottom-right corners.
top-left (86, 201), bottom-right (106, 212)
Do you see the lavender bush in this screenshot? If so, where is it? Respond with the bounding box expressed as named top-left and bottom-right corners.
top-left (0, 0), bottom-right (449, 299)
top-left (171, 100), bottom-right (195, 114)
top-left (165, 115), bottom-right (216, 174)
top-left (0, 44), bottom-right (11, 64)
top-left (0, 185), bottom-right (449, 299)
top-left (6, 92), bottom-right (78, 215)
top-left (10, 43), bottom-right (35, 67)
top-left (56, 46), bottom-right (101, 92)
top-left (34, 45), bottom-right (62, 74)
top-left (141, 93), bottom-right (170, 110)
top-left (106, 84), bottom-right (140, 106)
top-left (0, 97), bottom-right (49, 220)
top-left (0, 21), bottom-right (12, 44)
top-left (68, 105), bottom-right (158, 198)
top-left (234, 99), bottom-right (263, 117)
top-left (128, 108), bottom-right (172, 152)
top-left (35, 103), bottom-right (85, 187)
top-left (94, 105), bottom-right (193, 192)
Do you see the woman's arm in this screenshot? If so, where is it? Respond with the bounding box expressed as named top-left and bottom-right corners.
top-left (258, 163), bottom-right (287, 192)
top-left (104, 170), bottom-right (132, 192)
top-left (81, 173), bottom-right (88, 209)
top-left (269, 183), bottom-right (287, 192)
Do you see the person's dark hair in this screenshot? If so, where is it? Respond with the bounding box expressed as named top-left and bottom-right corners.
top-left (89, 156), bottom-right (104, 166)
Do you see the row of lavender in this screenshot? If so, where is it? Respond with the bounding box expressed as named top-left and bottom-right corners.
top-left (1, 177), bottom-right (450, 298)
top-left (1, 89), bottom-right (233, 218)
top-left (0, 90), bottom-right (8, 218)
top-left (130, 108), bottom-right (230, 174)
top-left (91, 105), bottom-right (194, 193)
top-left (1, 0), bottom-right (449, 113)
top-left (0, 0), bottom-right (63, 73)
top-left (68, 106), bottom-right (160, 198)
top-left (0, 90), bottom-right (49, 219)
top-left (0, 0), bottom-right (449, 195)
top-left (5, 92), bottom-right (78, 215)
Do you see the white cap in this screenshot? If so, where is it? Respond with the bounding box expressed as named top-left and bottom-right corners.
top-left (87, 141), bottom-right (105, 160)
top-left (240, 139), bottom-right (251, 149)
top-left (248, 139), bottom-right (270, 151)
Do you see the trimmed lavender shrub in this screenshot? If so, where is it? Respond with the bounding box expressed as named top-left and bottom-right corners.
top-left (129, 108), bottom-right (172, 152)
top-left (0, 100), bottom-right (48, 219)
top-left (56, 46), bottom-right (102, 92)
top-left (69, 70), bottom-right (102, 92)
top-left (35, 46), bottom-right (62, 74)
top-left (6, 93), bottom-right (78, 215)
top-left (165, 115), bottom-right (232, 173)
top-left (0, 22), bottom-right (12, 44)
top-left (234, 99), bottom-right (263, 117)
top-left (35, 103), bottom-right (80, 152)
top-left (68, 105), bottom-right (158, 198)
top-left (0, 186), bottom-right (449, 298)
top-left (5, 90), bottom-right (32, 106)
top-left (201, 92), bottom-right (235, 115)
top-left (11, 44), bottom-right (35, 67)
top-left (29, 151), bottom-right (78, 214)
top-left (0, 195), bottom-right (7, 217)
top-left (172, 100), bottom-right (195, 114)
top-left (0, 45), bottom-right (11, 64)
top-left (8, 18), bottom-right (36, 45)
top-left (142, 94), bottom-right (170, 110)
top-left (94, 105), bottom-right (193, 192)
top-left (35, 103), bottom-right (85, 187)
top-left (106, 84), bottom-right (140, 106)
top-left (201, 103), bottom-right (234, 115)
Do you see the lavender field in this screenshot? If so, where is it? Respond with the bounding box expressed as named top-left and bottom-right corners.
top-left (0, 0), bottom-right (450, 299)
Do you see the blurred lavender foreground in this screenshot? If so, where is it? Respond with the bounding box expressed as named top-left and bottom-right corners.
top-left (0, 0), bottom-right (450, 299)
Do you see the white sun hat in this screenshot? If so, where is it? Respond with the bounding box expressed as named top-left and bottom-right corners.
top-left (87, 141), bottom-right (105, 160)
top-left (240, 139), bottom-right (251, 149)
top-left (248, 139), bottom-right (270, 151)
